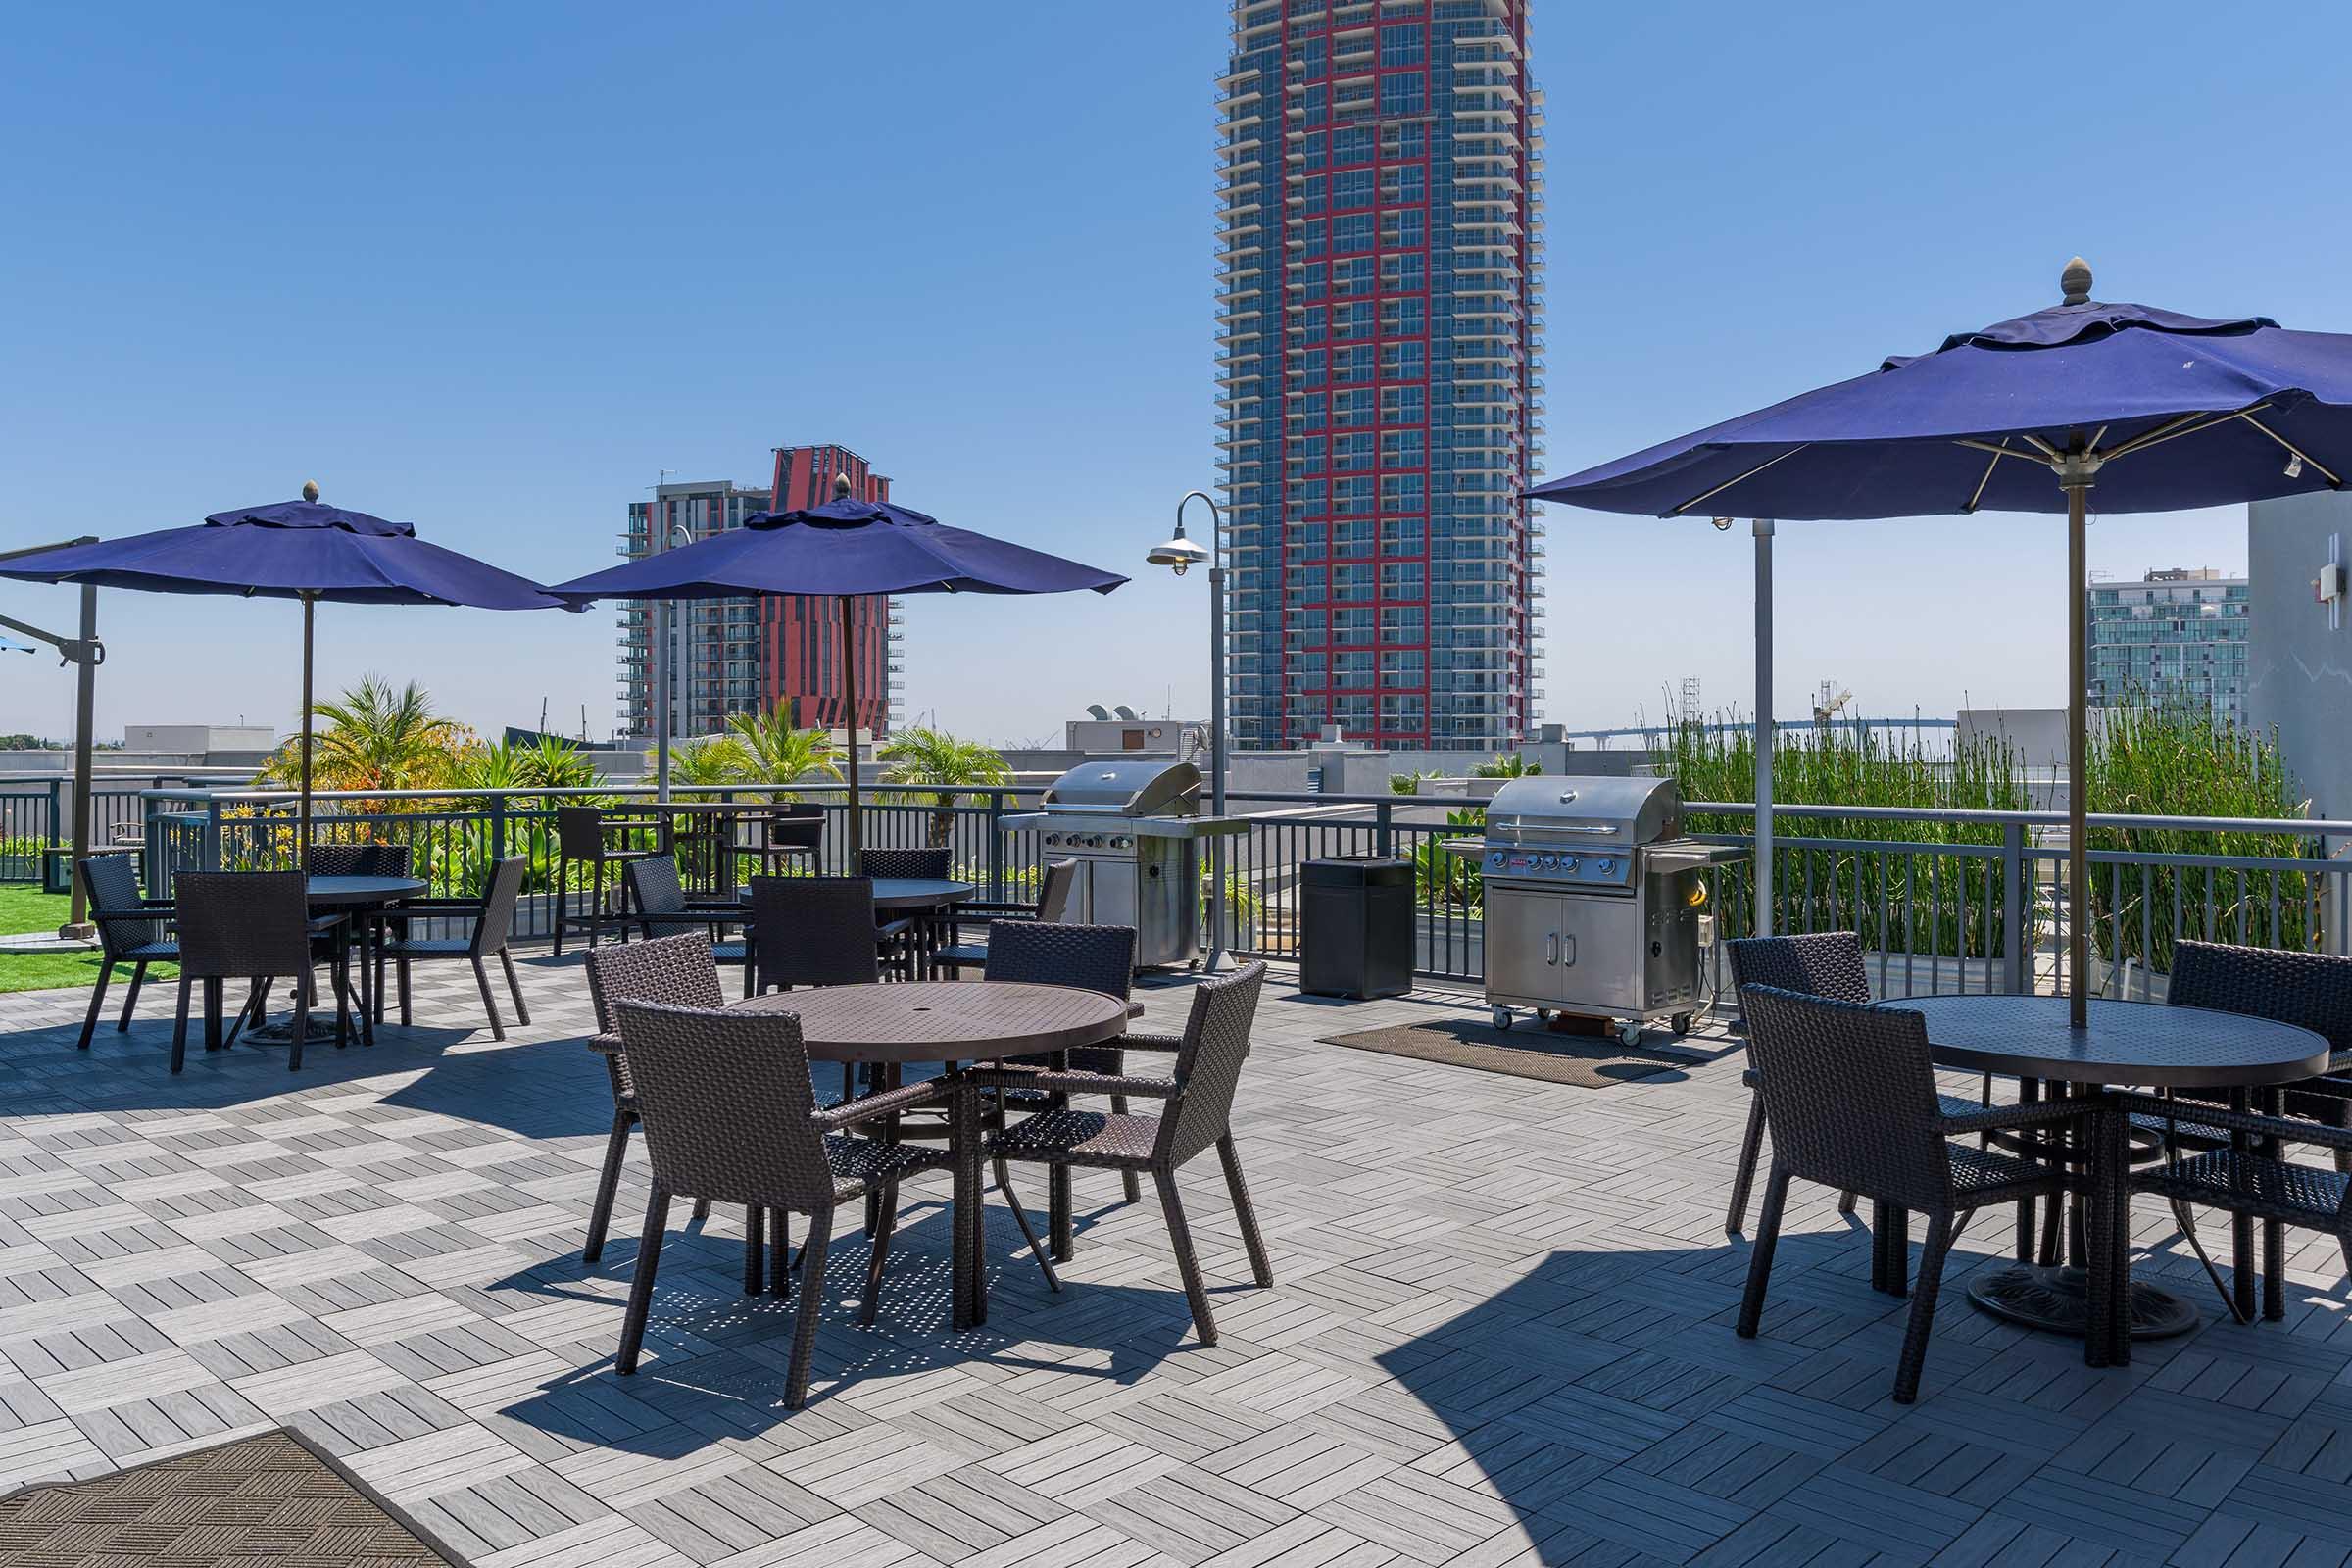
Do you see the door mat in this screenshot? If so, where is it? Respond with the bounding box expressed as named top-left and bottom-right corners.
top-left (1317, 1018), bottom-right (1690, 1088)
top-left (0, 1426), bottom-right (465, 1566)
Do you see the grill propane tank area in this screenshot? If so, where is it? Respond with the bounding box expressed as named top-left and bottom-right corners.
top-left (1450, 775), bottom-right (1746, 1046)
top-left (999, 759), bottom-right (1248, 969)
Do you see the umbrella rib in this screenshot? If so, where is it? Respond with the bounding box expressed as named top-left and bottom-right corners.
top-left (2097, 404), bottom-right (2271, 465)
top-left (1959, 440), bottom-right (2008, 514)
top-left (2238, 413), bottom-right (2344, 487)
top-left (1669, 444), bottom-right (1810, 514)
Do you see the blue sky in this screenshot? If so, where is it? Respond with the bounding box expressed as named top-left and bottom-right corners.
top-left (4, 1), bottom-right (2349, 748)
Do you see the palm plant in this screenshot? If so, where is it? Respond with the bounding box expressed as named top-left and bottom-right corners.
top-left (724, 706), bottom-right (843, 798)
top-left (669, 736), bottom-right (752, 800)
top-left (1389, 769), bottom-right (1440, 796)
top-left (1470, 752), bottom-right (1539, 779)
top-left (878, 728), bottom-right (1013, 847)
top-left (255, 674), bottom-right (470, 794)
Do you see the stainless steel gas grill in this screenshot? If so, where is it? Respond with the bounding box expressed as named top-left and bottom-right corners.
top-left (999, 759), bottom-right (1248, 968)
top-left (1454, 775), bottom-right (1745, 1044)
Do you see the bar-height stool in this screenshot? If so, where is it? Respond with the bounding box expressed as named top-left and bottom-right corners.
top-left (554, 805), bottom-right (663, 953)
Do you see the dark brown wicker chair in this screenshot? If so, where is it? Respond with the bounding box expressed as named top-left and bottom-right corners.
top-left (374, 857), bottom-right (530, 1040)
top-left (612, 999), bottom-right (953, 1406)
top-left (76, 855), bottom-right (176, 1053)
top-left (581, 934), bottom-right (725, 1263)
top-left (935, 858), bottom-right (1079, 978)
top-left (2143, 941), bottom-right (2352, 1322)
top-left (985, 921), bottom-right (1146, 1226)
top-left (620, 855), bottom-right (748, 978)
top-left (973, 961), bottom-right (1273, 1343)
top-left (172, 871), bottom-right (348, 1074)
top-left (858, 847), bottom-right (951, 880)
top-left (304, 843), bottom-right (413, 877)
top-left (1735, 985), bottom-right (2082, 1403)
top-left (760, 804), bottom-right (825, 875)
top-left (746, 876), bottom-right (882, 998)
top-left (554, 804), bottom-right (663, 954)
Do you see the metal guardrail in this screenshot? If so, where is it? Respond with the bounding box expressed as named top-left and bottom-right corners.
top-left (58, 783), bottom-right (2352, 993)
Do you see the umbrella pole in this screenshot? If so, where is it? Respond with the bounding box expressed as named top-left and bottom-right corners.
top-left (1752, 519), bottom-right (1775, 941)
top-left (840, 594), bottom-right (862, 861)
top-left (300, 593), bottom-right (316, 866)
top-left (2065, 475), bottom-right (2090, 1027)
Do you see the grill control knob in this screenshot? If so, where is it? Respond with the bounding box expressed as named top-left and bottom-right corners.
top-left (1489, 852), bottom-right (1505, 869)
top-left (1598, 858), bottom-right (1616, 876)
top-left (1563, 857), bottom-right (1579, 873)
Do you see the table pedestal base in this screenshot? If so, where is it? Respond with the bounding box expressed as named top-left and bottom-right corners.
top-left (1966, 1262), bottom-right (2200, 1340)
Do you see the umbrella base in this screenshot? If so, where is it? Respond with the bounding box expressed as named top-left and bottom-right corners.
top-left (1966, 1262), bottom-right (2200, 1340)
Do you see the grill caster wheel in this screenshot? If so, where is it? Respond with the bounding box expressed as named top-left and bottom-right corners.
top-left (1491, 1006), bottom-right (1514, 1031)
top-left (1617, 1019), bottom-right (1642, 1049)
top-left (1670, 1012), bottom-right (1693, 1037)
top-left (1535, 1008), bottom-right (1553, 1024)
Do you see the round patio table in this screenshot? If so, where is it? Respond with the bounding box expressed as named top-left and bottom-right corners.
top-left (732, 980), bottom-right (1129, 1329)
top-left (246, 875), bottom-right (427, 1049)
top-left (1888, 993), bottom-right (2327, 1361)
top-left (735, 878), bottom-right (973, 912)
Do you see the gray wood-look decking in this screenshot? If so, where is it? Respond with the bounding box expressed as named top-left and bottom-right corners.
top-left (5, 949), bottom-right (2352, 1567)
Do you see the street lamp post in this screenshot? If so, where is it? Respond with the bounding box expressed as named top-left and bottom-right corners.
top-left (1149, 491), bottom-right (1226, 971)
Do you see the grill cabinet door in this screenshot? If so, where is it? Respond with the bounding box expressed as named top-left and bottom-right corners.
top-left (1483, 885), bottom-right (1564, 1006)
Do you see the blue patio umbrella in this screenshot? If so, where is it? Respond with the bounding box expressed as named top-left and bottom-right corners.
top-left (0, 483), bottom-right (566, 853)
top-left (1529, 260), bottom-right (2352, 1023)
top-left (550, 475), bottom-right (1127, 855)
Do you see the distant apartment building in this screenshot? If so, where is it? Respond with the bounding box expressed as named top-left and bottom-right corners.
top-left (2086, 566), bottom-right (2250, 725)
top-left (1217, 0), bottom-right (1545, 752)
top-left (617, 444), bottom-right (904, 740)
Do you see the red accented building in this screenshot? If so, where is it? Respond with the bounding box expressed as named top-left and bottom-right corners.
top-left (761, 444), bottom-right (899, 739)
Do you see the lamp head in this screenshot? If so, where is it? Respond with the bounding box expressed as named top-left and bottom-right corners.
top-left (1147, 530), bottom-right (1211, 576)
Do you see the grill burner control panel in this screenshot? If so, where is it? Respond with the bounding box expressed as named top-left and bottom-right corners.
top-left (1042, 831), bottom-right (1137, 851)
top-left (1484, 848), bottom-right (1632, 887)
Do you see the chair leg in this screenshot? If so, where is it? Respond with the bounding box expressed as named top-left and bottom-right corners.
top-left (861, 1184), bottom-right (899, 1327)
top-left (2170, 1198), bottom-right (2250, 1325)
top-left (471, 956), bottom-right (507, 1042)
top-left (770, 1209), bottom-right (792, 1298)
top-left (2265, 1217), bottom-right (2286, 1322)
top-left (79, 959), bottom-right (116, 1052)
top-left (617, 1187), bottom-right (671, 1374)
top-left (170, 975), bottom-right (191, 1074)
top-left (787, 1205), bottom-right (833, 1409)
top-left (1737, 1166), bottom-right (1792, 1339)
top-left (1051, 1165), bottom-right (1073, 1262)
top-left (552, 856), bottom-right (568, 956)
top-left (203, 976), bottom-right (223, 1054)
top-left (1112, 1096), bottom-right (1143, 1204)
top-left (291, 972), bottom-right (312, 1073)
top-left (993, 1157), bottom-right (1062, 1292)
top-left (1838, 1189), bottom-right (1859, 1215)
top-left (1725, 1093), bottom-right (1766, 1235)
top-left (498, 949), bottom-right (529, 1025)
top-left (227, 978), bottom-right (268, 1049)
top-left (118, 960), bottom-right (146, 1031)
top-left (583, 1107), bottom-right (633, 1264)
top-left (2329, 1097), bottom-right (2352, 1177)
top-left (692, 1196), bottom-right (712, 1224)
top-left (1218, 1133), bottom-right (1274, 1289)
top-left (1153, 1165), bottom-right (1217, 1347)
top-left (398, 957), bottom-right (413, 1027)
top-left (744, 1205), bottom-right (765, 1296)
top-left (1893, 1211), bottom-right (1959, 1405)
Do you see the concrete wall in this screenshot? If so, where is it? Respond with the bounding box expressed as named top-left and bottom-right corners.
top-left (2248, 491), bottom-right (2352, 822)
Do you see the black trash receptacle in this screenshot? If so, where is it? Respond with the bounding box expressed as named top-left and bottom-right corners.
top-left (1300, 855), bottom-right (1414, 1000)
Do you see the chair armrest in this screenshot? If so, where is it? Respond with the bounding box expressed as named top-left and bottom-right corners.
top-left (1936, 1098), bottom-right (2092, 1136)
top-left (814, 1078), bottom-right (952, 1131)
top-left (954, 902), bottom-right (1035, 919)
top-left (876, 917), bottom-right (916, 939)
top-left (587, 1032), bottom-right (622, 1056)
top-left (391, 898), bottom-right (475, 913)
top-left (2114, 1090), bottom-right (2352, 1152)
top-left (966, 1065), bottom-right (1179, 1099)
top-left (91, 908), bottom-right (175, 924)
top-left (618, 909), bottom-right (744, 927)
top-left (1115, 1030), bottom-right (1184, 1053)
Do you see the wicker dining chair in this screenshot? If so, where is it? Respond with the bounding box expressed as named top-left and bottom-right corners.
top-left (858, 847), bottom-right (952, 881)
top-left (612, 999), bottom-right (953, 1407)
top-left (304, 843), bottom-right (413, 878)
top-left (936, 858), bottom-right (1079, 978)
top-left (172, 871), bottom-right (348, 1074)
top-left (373, 857), bottom-right (530, 1040)
top-left (985, 921), bottom-right (1146, 1223)
top-left (75, 855), bottom-right (177, 1052)
top-left (746, 876), bottom-right (882, 997)
top-left (581, 934), bottom-right (726, 1263)
top-left (554, 805), bottom-right (663, 954)
top-left (1735, 985), bottom-right (2082, 1403)
top-left (620, 855), bottom-right (749, 983)
top-left (972, 961), bottom-right (1273, 1344)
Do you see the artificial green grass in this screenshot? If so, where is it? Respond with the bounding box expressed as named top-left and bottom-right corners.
top-left (0, 884), bottom-right (173, 995)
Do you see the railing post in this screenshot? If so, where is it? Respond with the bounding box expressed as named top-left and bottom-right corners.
top-left (987, 791), bottom-right (1004, 901)
top-left (203, 795), bottom-right (224, 874)
top-left (2001, 819), bottom-right (2025, 994)
top-left (142, 792), bottom-right (166, 898)
top-left (45, 777), bottom-right (62, 852)
top-left (1375, 799), bottom-right (1394, 857)
top-left (490, 791), bottom-right (509, 864)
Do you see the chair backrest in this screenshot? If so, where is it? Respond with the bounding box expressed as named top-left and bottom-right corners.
top-left (615, 1001), bottom-right (836, 1211)
top-left (304, 842), bottom-right (412, 879)
top-left (2169, 941), bottom-right (2352, 1058)
top-left (469, 857), bottom-right (530, 956)
top-left (984, 921), bottom-right (1135, 1000)
top-left (1740, 985), bottom-right (1954, 1210)
top-left (624, 854), bottom-right (689, 917)
top-left (860, 847), bottom-right (950, 881)
top-left (1157, 961), bottom-right (1268, 1167)
top-left (79, 854), bottom-right (157, 956)
top-left (584, 932), bottom-right (726, 1035)
top-left (173, 871), bottom-right (312, 982)
top-left (765, 805), bottom-right (825, 851)
top-left (1726, 931), bottom-right (1871, 1004)
top-left (555, 805), bottom-right (606, 860)
top-left (1035, 858), bottom-right (1079, 923)
top-left (750, 876), bottom-right (880, 991)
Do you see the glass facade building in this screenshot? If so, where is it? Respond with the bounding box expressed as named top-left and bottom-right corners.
top-left (2087, 567), bottom-right (2251, 726)
top-left (616, 445), bottom-right (905, 740)
top-left (1218, 0), bottom-right (1544, 750)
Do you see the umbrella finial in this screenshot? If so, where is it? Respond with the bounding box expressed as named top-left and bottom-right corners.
top-left (2061, 257), bottom-right (2093, 306)
top-left (301, 479), bottom-right (320, 502)
top-left (831, 472), bottom-right (854, 499)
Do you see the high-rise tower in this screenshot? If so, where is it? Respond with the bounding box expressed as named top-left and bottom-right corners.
top-left (1218, 0), bottom-right (1544, 750)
